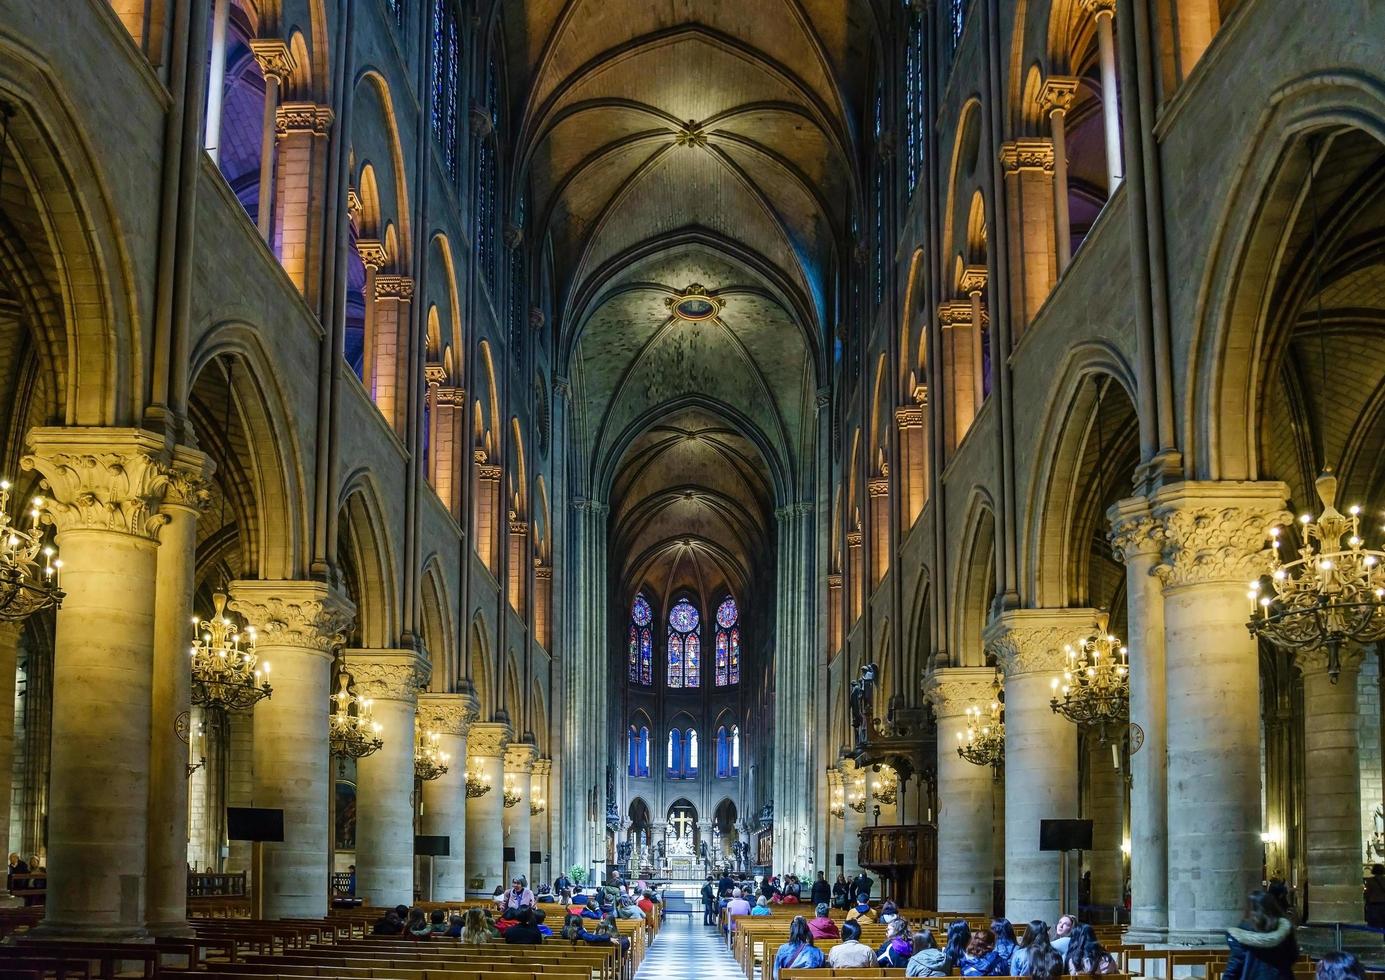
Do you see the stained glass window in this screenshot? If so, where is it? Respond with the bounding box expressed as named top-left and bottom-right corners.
top-left (627, 724), bottom-right (649, 777)
top-left (951, 0), bottom-right (967, 52)
top-left (667, 598), bottom-right (700, 688)
top-left (508, 238), bottom-right (526, 360)
top-left (386, 0), bottom-right (405, 28)
top-left (474, 50), bottom-right (499, 297)
top-left (715, 596), bottom-right (740, 687)
top-left (715, 725), bottom-right (742, 778)
top-left (667, 729), bottom-right (679, 773)
top-left (629, 594), bottom-right (653, 685)
top-left (903, 12), bottom-right (925, 197)
top-left (686, 729), bottom-right (698, 774)
top-left (431, 0), bottom-right (460, 183)
top-left (872, 76), bottom-right (886, 307)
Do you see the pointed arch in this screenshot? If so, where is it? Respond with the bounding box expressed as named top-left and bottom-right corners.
top-left (419, 556), bottom-right (455, 693)
top-left (337, 472), bottom-right (399, 648)
top-left (950, 488), bottom-right (998, 667)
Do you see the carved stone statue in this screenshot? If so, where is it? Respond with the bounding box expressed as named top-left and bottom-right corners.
top-left (849, 662), bottom-right (878, 744)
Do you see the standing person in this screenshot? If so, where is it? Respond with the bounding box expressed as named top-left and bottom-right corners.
top-left (832, 872), bottom-right (851, 909)
top-left (829, 920), bottom-right (877, 968)
top-left (851, 869), bottom-right (873, 899)
top-left (810, 870), bottom-right (832, 908)
top-left (554, 869), bottom-right (573, 895)
top-left (701, 875), bottom-right (717, 926)
top-left (1220, 890), bottom-right (1298, 980)
top-left (1366, 865), bottom-right (1385, 929)
top-left (772, 915), bottom-right (826, 979)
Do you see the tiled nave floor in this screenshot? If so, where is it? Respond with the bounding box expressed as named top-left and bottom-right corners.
top-left (635, 913), bottom-right (746, 980)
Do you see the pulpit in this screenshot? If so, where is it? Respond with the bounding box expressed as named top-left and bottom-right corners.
top-left (859, 823), bottom-right (937, 910)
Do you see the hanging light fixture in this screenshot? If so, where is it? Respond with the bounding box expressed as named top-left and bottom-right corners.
top-left (502, 774), bottom-right (522, 809)
top-left (1247, 137), bottom-right (1385, 679)
top-left (1049, 624), bottom-right (1129, 743)
top-left (847, 774), bottom-right (867, 813)
top-left (870, 766), bottom-right (898, 805)
top-left (413, 727), bottom-right (450, 781)
top-left (529, 784), bottom-right (547, 816)
top-left (329, 671), bottom-right (382, 759)
top-left (190, 593), bottom-right (271, 711)
top-left (465, 759), bottom-right (493, 798)
top-left (0, 479), bottom-right (63, 622)
top-left (956, 684), bottom-right (1005, 778)
top-left (829, 785), bottom-right (846, 820)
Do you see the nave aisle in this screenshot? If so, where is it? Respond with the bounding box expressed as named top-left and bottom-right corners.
top-left (635, 914), bottom-right (744, 980)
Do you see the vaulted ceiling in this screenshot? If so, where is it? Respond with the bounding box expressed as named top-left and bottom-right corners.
top-left (501, 0), bottom-right (877, 599)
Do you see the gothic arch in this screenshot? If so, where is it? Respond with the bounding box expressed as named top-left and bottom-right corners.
top-left (1022, 342), bottom-right (1139, 608)
top-left (337, 472), bottom-right (399, 648)
top-left (419, 556), bottom-right (454, 693)
top-left (468, 611), bottom-right (492, 714)
top-left (950, 489), bottom-right (998, 666)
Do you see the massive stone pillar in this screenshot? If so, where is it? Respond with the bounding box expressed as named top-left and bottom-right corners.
top-left (560, 499), bottom-right (606, 870)
top-left (504, 742), bottom-right (537, 884)
top-left (839, 761), bottom-right (866, 880)
top-left (771, 503), bottom-right (817, 875)
top-left (530, 758), bottom-right (552, 885)
top-left (147, 448), bottom-right (213, 936)
top-left (926, 667), bottom-right (998, 913)
top-left (346, 648), bottom-right (430, 908)
top-left (1300, 647), bottom-right (1366, 925)
top-left (0, 622), bottom-right (21, 895)
top-left (986, 607), bottom-right (1101, 925)
top-left (1085, 732), bottom-right (1126, 910)
top-left (418, 692), bottom-right (478, 900)
top-left (466, 722), bottom-right (510, 896)
top-left (1039, 77), bottom-right (1079, 271)
top-left (1108, 497), bottom-right (1168, 940)
top-left (230, 579), bottom-right (354, 918)
top-left (23, 429), bottom-right (172, 938)
top-left (1151, 481), bottom-right (1289, 941)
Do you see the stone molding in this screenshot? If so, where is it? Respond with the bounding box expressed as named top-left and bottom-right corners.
top-left (505, 741), bottom-right (539, 774)
top-left (355, 239), bottom-right (387, 271)
top-left (999, 138), bottom-right (1056, 174)
top-left (959, 264), bottom-right (988, 295)
top-left (436, 386), bottom-right (465, 407)
top-left (23, 427), bottom-right (175, 540)
top-left (827, 573), bottom-right (843, 589)
top-left (1039, 76), bottom-right (1080, 115)
top-left (276, 101), bottom-right (334, 136)
top-left (1080, 0), bottom-right (1116, 16)
top-left (846, 530), bottom-right (863, 548)
top-left (1150, 481), bottom-right (1290, 589)
top-left (531, 758), bottom-right (552, 778)
top-left (1107, 496), bottom-right (1163, 563)
top-left (417, 691), bottom-right (480, 736)
top-left (478, 464), bottom-right (503, 481)
top-left (1298, 645), bottom-right (1367, 678)
top-left (938, 299), bottom-right (974, 327)
top-left (424, 364), bottom-right (448, 386)
top-left (534, 563), bottom-right (552, 581)
top-left (509, 520), bottom-right (528, 536)
top-left (923, 666), bottom-right (1002, 717)
top-left (867, 477), bottom-right (890, 498)
top-left (985, 607), bottom-right (1103, 677)
top-left (895, 406), bottom-right (925, 428)
top-left (163, 445), bottom-right (215, 515)
top-left (468, 721), bottom-right (511, 758)
top-left (344, 648), bottom-right (431, 702)
top-left (227, 580), bottom-right (355, 655)
top-left (374, 274), bottom-right (414, 301)
top-left (248, 38), bottom-right (296, 82)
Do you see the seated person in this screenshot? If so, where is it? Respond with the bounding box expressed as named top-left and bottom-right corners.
top-left (500, 875), bottom-right (536, 916)
top-left (845, 893), bottom-right (876, 924)
top-left (406, 907), bottom-right (432, 937)
top-left (726, 888), bottom-right (753, 931)
top-left (458, 908), bottom-right (495, 944)
top-left (428, 908), bottom-right (449, 934)
top-left (616, 895), bottom-right (645, 920)
top-left (371, 911), bottom-right (404, 935)
top-left (534, 908), bottom-right (554, 937)
top-left (751, 895), bottom-right (773, 916)
top-left (772, 915), bottom-right (825, 978)
top-left (503, 907), bottom-right (545, 944)
top-left (444, 913), bottom-right (465, 938)
top-left (807, 903), bottom-right (839, 939)
top-left (828, 920), bottom-right (876, 969)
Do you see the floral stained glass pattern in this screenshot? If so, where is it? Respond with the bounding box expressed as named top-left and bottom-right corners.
top-left (715, 596), bottom-right (740, 686)
top-left (629, 594), bottom-right (653, 685)
top-left (667, 598), bottom-right (699, 688)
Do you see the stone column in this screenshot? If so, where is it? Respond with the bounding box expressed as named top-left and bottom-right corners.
top-left (1081, 0), bottom-right (1123, 192)
top-left (1039, 77), bottom-right (1079, 271)
top-left (202, 0), bottom-right (232, 161)
top-left (895, 405), bottom-right (928, 526)
top-left (826, 767), bottom-right (844, 872)
top-left (147, 448), bottom-right (213, 936)
top-left (938, 300), bottom-right (978, 454)
top-left (1108, 497), bottom-right (1167, 940)
top-left (466, 722), bottom-right (510, 896)
top-left (926, 667), bottom-right (998, 914)
top-left (1151, 481), bottom-right (1289, 941)
top-left (962, 266), bottom-right (989, 415)
top-left (999, 139), bottom-right (1058, 334)
top-left (846, 530), bottom-right (863, 623)
top-left (0, 622), bottom-right (21, 894)
top-left (1300, 647), bottom-right (1367, 925)
top-left (531, 759), bottom-right (552, 885)
top-left (22, 428), bottom-right (172, 938)
top-left (504, 742), bottom-right (537, 884)
top-left (248, 40), bottom-right (294, 242)
top-left (1085, 732), bottom-right (1125, 909)
top-left (229, 579), bottom-right (354, 918)
top-left (840, 762), bottom-right (866, 879)
top-left (418, 692), bottom-right (479, 901)
top-left (273, 102), bottom-right (334, 303)
top-left (346, 648), bottom-right (430, 908)
top-left (867, 479), bottom-right (889, 586)
top-left (986, 607), bottom-right (1101, 924)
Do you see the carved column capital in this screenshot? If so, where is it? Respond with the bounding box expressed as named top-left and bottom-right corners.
top-left (867, 477), bottom-right (890, 498)
top-left (345, 648), bottom-right (431, 702)
top-left (248, 38), bottom-right (296, 83)
top-left (227, 580), bottom-right (355, 656)
top-left (958, 264), bottom-right (988, 296)
top-left (1298, 645), bottom-right (1367, 679)
top-left (163, 444), bottom-right (215, 516)
top-left (22, 427), bottom-right (175, 540)
top-left (1038, 76), bottom-right (1080, 116)
top-left (374, 274), bottom-right (414, 301)
top-left (985, 607), bottom-right (1103, 677)
top-left (417, 691), bottom-right (481, 736)
top-left (1080, 0), bottom-right (1117, 17)
top-left (846, 530), bottom-right (863, 548)
top-left (938, 299), bottom-right (974, 327)
top-left (355, 239), bottom-right (388, 271)
top-left (531, 757), bottom-right (552, 778)
top-left (895, 406), bottom-right (925, 429)
top-left (1107, 496), bottom-right (1164, 563)
top-left (468, 721), bottom-right (512, 758)
top-left (1150, 481), bottom-right (1290, 589)
top-left (276, 101), bottom-right (334, 137)
top-left (923, 666), bottom-right (1002, 718)
top-left (505, 741), bottom-right (539, 774)
top-left (999, 138), bottom-right (1056, 174)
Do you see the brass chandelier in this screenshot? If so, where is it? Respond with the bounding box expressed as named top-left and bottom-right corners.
top-left (530, 785), bottom-right (547, 816)
top-left (465, 759), bottom-right (493, 798)
top-left (502, 774), bottom-right (523, 809)
top-left (0, 479), bottom-right (63, 622)
top-left (847, 774), bottom-right (867, 814)
top-left (190, 593), bottom-right (272, 711)
top-left (871, 766), bottom-right (898, 805)
top-left (956, 693), bottom-right (1005, 778)
top-left (414, 727), bottom-right (450, 781)
top-left (1049, 626), bottom-right (1129, 743)
top-left (329, 671), bottom-right (383, 759)
top-left (829, 785), bottom-right (846, 820)
top-left (1249, 471), bottom-right (1385, 682)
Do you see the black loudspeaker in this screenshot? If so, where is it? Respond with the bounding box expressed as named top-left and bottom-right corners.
top-left (503, 846), bottom-right (517, 862)
top-left (530, 850), bottom-right (541, 865)
top-left (1039, 819), bottom-right (1093, 851)
top-left (835, 853), bottom-right (844, 867)
top-left (226, 807), bottom-right (284, 842)
top-left (415, 835), bottom-right (450, 856)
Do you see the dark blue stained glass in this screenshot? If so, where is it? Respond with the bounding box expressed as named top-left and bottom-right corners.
top-left (715, 631), bottom-right (729, 687)
top-left (386, 0), bottom-right (405, 28)
top-left (686, 633), bottom-right (700, 687)
top-left (951, 0), bottom-right (966, 51)
top-left (667, 635), bottom-right (682, 689)
top-left (729, 627), bottom-right (740, 685)
top-left (628, 624), bottom-right (639, 682)
top-left (716, 596), bottom-right (738, 629)
top-left (716, 727), bottom-right (730, 778)
top-left (640, 630), bottom-right (652, 686)
top-left (632, 594), bottom-right (652, 627)
top-left (669, 598), bottom-right (699, 633)
top-left (430, 1), bottom-right (460, 183)
top-left (685, 729), bottom-right (698, 773)
top-left (904, 13), bottom-right (925, 196)
top-left (509, 245), bottom-right (525, 359)
top-left (475, 135), bottom-right (496, 295)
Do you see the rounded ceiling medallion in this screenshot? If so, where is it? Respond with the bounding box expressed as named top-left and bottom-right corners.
top-left (667, 283), bottom-right (723, 322)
